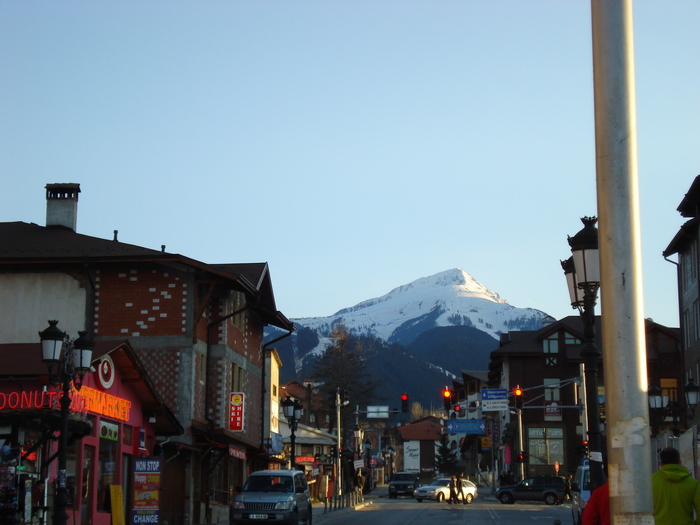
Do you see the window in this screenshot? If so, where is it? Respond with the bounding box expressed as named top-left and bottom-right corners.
top-left (527, 427), bottom-right (564, 466)
top-left (681, 239), bottom-right (698, 293)
top-left (660, 378), bottom-right (678, 403)
top-left (565, 333), bottom-right (581, 346)
top-left (97, 421), bottom-right (119, 512)
top-left (231, 363), bottom-right (244, 392)
top-left (543, 335), bottom-right (558, 366)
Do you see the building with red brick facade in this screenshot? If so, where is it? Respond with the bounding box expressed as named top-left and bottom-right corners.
top-left (0, 184), bottom-right (295, 525)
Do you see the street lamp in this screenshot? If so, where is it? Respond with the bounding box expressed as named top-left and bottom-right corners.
top-left (562, 216), bottom-right (604, 491)
top-left (38, 320), bottom-right (94, 525)
top-left (282, 397), bottom-right (302, 469)
top-left (353, 425), bottom-right (364, 458)
top-left (648, 381), bottom-right (700, 436)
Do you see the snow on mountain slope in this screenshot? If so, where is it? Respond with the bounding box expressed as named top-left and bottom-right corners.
top-left (293, 268), bottom-right (548, 342)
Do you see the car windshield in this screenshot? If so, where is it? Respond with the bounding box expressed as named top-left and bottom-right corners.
top-left (392, 474), bottom-right (415, 481)
top-left (243, 475), bottom-right (294, 493)
top-left (431, 480), bottom-right (450, 487)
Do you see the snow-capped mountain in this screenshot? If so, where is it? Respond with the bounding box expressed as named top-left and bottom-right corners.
top-left (292, 268), bottom-right (548, 344)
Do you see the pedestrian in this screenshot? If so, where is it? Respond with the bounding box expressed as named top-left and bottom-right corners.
top-left (582, 482), bottom-right (610, 525)
top-left (448, 475), bottom-right (458, 504)
top-left (652, 447), bottom-right (700, 525)
top-left (456, 472), bottom-right (466, 504)
top-left (564, 474), bottom-right (573, 501)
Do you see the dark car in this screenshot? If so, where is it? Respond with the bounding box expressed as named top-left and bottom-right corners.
top-left (388, 472), bottom-right (420, 498)
top-left (496, 476), bottom-right (567, 505)
top-left (230, 469), bottom-right (312, 525)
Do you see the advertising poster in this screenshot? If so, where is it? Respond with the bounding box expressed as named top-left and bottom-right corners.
top-left (132, 457), bottom-right (162, 525)
top-left (403, 441), bottom-right (420, 473)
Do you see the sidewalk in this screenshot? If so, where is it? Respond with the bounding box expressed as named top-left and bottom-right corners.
top-left (315, 485), bottom-right (387, 524)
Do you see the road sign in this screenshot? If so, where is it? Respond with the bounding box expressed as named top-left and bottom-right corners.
top-left (481, 388), bottom-right (509, 411)
top-left (446, 419), bottom-right (486, 434)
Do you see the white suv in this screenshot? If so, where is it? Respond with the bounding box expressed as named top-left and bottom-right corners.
top-left (230, 470), bottom-right (312, 525)
top-left (571, 465), bottom-right (591, 525)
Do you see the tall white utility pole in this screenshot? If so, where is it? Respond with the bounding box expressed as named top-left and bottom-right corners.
top-left (590, 1), bottom-right (653, 523)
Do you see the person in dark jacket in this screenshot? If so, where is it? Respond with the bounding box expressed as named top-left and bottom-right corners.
top-left (448, 475), bottom-right (458, 504)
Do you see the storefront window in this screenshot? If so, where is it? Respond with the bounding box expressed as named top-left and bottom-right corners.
top-left (527, 427), bottom-right (564, 466)
top-left (81, 446), bottom-right (94, 525)
top-left (122, 425), bottom-right (132, 446)
top-left (66, 441), bottom-right (78, 510)
top-left (97, 421), bottom-right (119, 512)
top-left (211, 459), bottom-right (227, 505)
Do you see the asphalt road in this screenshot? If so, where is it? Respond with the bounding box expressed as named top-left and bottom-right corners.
top-left (316, 490), bottom-right (574, 525)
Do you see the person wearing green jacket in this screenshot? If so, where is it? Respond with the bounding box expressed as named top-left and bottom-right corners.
top-left (652, 447), bottom-right (700, 525)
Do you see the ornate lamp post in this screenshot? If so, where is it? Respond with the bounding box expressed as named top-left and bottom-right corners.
top-left (353, 425), bottom-right (364, 458)
top-left (648, 381), bottom-right (700, 436)
top-left (562, 216), bottom-right (604, 491)
top-left (38, 320), bottom-right (94, 525)
top-left (282, 397), bottom-right (302, 469)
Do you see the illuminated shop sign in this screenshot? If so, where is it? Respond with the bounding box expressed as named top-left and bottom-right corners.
top-left (0, 386), bottom-right (132, 422)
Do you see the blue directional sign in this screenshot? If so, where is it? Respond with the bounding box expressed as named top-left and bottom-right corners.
top-left (446, 419), bottom-right (486, 435)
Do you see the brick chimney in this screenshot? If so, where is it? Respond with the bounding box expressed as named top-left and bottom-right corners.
top-left (46, 183), bottom-right (81, 231)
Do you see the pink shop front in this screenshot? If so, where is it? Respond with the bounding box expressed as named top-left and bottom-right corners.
top-left (0, 342), bottom-right (182, 525)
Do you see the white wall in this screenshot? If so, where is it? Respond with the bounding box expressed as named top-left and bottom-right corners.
top-left (0, 273), bottom-right (87, 343)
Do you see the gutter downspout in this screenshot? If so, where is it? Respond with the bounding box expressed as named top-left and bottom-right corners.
top-left (261, 329), bottom-right (295, 454)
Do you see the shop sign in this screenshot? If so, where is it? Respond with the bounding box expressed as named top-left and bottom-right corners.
top-left (229, 393), bottom-right (244, 432)
top-left (132, 457), bottom-right (162, 525)
top-left (0, 387), bottom-right (132, 422)
top-left (228, 446), bottom-right (246, 460)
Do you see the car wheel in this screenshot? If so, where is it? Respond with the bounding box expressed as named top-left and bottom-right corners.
top-left (436, 493), bottom-right (444, 502)
top-left (544, 493), bottom-right (558, 506)
top-left (465, 493), bottom-right (473, 504)
top-left (499, 492), bottom-right (514, 504)
top-left (415, 498), bottom-right (422, 502)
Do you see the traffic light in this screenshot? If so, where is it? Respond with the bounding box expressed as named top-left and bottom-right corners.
top-left (513, 386), bottom-right (524, 408)
top-left (401, 393), bottom-right (409, 413)
top-left (581, 440), bottom-right (589, 456)
top-left (442, 387), bottom-right (453, 411)
top-left (502, 422), bottom-right (517, 445)
top-left (453, 404), bottom-right (461, 415)
top-left (517, 451), bottom-right (525, 463)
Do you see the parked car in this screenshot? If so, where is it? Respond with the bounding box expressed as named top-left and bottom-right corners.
top-left (230, 469), bottom-right (312, 525)
top-left (413, 477), bottom-right (478, 503)
top-left (571, 465), bottom-right (591, 524)
top-left (496, 475), bottom-right (567, 505)
top-left (388, 472), bottom-right (420, 498)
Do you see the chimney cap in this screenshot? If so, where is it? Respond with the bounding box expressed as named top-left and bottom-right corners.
top-left (45, 183), bottom-right (81, 200)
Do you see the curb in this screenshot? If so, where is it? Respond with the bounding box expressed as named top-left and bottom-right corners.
top-left (315, 500), bottom-right (373, 524)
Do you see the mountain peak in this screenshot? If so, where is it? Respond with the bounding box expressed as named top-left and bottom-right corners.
top-left (294, 268), bottom-right (547, 344)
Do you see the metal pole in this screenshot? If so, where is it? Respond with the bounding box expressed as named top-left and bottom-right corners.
top-left (290, 423), bottom-right (296, 469)
top-left (517, 408), bottom-right (524, 480)
top-left (336, 390), bottom-right (342, 496)
top-left (580, 289), bottom-right (604, 491)
top-left (590, 0), bottom-right (653, 523)
top-left (53, 373), bottom-right (71, 525)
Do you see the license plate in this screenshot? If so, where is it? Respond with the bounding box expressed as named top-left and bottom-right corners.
top-left (248, 514), bottom-right (268, 520)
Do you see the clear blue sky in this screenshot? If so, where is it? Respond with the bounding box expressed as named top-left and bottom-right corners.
top-left (1, 2), bottom-right (698, 328)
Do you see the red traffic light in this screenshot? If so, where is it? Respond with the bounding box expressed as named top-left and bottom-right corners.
top-left (513, 386), bottom-right (523, 397)
top-left (401, 393), bottom-right (408, 401)
top-left (443, 388), bottom-right (452, 398)
top-left (453, 404), bottom-right (461, 412)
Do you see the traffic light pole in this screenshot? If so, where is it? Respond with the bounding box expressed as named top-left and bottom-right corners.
top-left (517, 407), bottom-right (524, 481)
